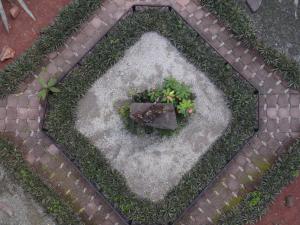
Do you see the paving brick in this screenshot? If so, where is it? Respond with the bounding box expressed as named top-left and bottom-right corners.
top-left (266, 95), bottom-right (278, 107)
top-left (290, 107), bottom-right (300, 118)
top-left (290, 94), bottom-right (300, 106)
top-left (0, 120), bottom-right (5, 131)
top-left (6, 107), bottom-right (17, 120)
top-left (278, 107), bottom-right (289, 118)
top-left (278, 118), bottom-right (290, 132)
top-left (7, 95), bottom-right (18, 107)
top-left (0, 107), bottom-right (6, 119)
top-left (177, 0), bottom-right (190, 7)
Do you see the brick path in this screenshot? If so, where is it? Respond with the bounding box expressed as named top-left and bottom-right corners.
top-left (0, 0), bottom-right (299, 224)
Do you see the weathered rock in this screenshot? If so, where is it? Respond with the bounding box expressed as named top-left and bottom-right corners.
top-left (285, 195), bottom-right (295, 208)
top-left (130, 103), bottom-right (177, 130)
top-left (9, 5), bottom-right (20, 19)
top-left (247, 0), bottom-right (262, 12)
top-left (0, 46), bottom-right (15, 62)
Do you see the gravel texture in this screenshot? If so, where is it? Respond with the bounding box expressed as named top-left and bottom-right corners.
top-left (76, 32), bottom-right (231, 201)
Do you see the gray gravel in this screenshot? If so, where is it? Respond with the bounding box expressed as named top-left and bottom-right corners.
top-left (76, 32), bottom-right (231, 202)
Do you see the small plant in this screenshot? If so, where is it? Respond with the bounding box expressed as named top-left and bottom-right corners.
top-left (162, 88), bottom-right (175, 103)
top-left (37, 78), bottom-right (60, 100)
top-left (177, 99), bottom-right (195, 117)
top-left (248, 191), bottom-right (262, 207)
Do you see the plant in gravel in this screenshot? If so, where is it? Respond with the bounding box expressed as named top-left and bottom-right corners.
top-left (0, 0), bottom-right (35, 32)
top-left (177, 99), bottom-right (195, 117)
top-left (117, 76), bottom-right (195, 136)
top-left (37, 78), bottom-right (60, 100)
top-left (162, 88), bottom-right (175, 103)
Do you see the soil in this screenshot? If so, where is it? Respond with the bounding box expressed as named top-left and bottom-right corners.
top-left (255, 174), bottom-right (300, 225)
top-left (0, 0), bottom-right (71, 69)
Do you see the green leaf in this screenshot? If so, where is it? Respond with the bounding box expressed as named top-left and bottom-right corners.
top-left (37, 89), bottom-right (48, 100)
top-left (47, 78), bottom-right (57, 87)
top-left (37, 78), bottom-right (48, 88)
top-left (49, 87), bottom-right (60, 93)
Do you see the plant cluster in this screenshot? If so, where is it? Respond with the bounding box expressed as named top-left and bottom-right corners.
top-left (37, 78), bottom-right (60, 100)
top-left (118, 77), bottom-right (195, 136)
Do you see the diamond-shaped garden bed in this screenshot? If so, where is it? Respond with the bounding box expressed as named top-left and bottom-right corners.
top-left (44, 9), bottom-right (257, 224)
top-left (75, 32), bottom-right (231, 201)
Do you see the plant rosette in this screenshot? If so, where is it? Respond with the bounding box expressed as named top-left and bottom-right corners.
top-left (117, 76), bottom-right (195, 136)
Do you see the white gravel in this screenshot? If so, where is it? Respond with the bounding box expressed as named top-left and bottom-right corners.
top-left (76, 32), bottom-right (231, 201)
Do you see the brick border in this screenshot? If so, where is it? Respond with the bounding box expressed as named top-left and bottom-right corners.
top-left (0, 0), bottom-right (299, 225)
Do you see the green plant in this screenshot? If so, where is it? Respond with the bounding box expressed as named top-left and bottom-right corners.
top-left (37, 78), bottom-right (60, 100)
top-left (248, 191), bottom-right (262, 207)
top-left (162, 88), bottom-right (175, 103)
top-left (147, 89), bottom-right (161, 102)
top-left (0, 0), bottom-right (35, 32)
top-left (163, 77), bottom-right (192, 101)
top-left (177, 99), bottom-right (195, 117)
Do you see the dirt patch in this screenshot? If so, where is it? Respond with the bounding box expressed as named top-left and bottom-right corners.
top-left (0, 165), bottom-right (56, 225)
top-left (0, 0), bottom-right (71, 69)
top-left (254, 174), bottom-right (300, 225)
top-left (236, 0), bottom-right (300, 64)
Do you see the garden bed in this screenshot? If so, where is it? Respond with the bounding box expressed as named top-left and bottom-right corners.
top-left (44, 9), bottom-right (257, 224)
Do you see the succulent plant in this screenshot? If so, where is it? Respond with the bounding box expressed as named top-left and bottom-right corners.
top-left (0, 0), bottom-right (35, 32)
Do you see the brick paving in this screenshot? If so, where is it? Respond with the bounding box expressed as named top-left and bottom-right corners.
top-left (0, 0), bottom-right (299, 224)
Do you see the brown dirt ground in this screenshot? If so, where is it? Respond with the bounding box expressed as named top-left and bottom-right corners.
top-left (255, 175), bottom-right (300, 225)
top-left (0, 0), bottom-right (71, 69)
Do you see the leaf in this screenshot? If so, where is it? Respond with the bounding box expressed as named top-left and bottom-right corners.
top-left (17, 0), bottom-right (36, 21)
top-left (37, 89), bottom-right (48, 100)
top-left (49, 87), bottom-right (60, 93)
top-left (37, 78), bottom-right (48, 88)
top-left (47, 78), bottom-right (57, 87)
top-left (0, 0), bottom-right (9, 32)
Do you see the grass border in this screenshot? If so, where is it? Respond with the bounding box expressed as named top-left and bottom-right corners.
top-left (0, 138), bottom-right (83, 225)
top-left (0, 0), bottom-right (103, 98)
top-left (44, 9), bottom-right (257, 225)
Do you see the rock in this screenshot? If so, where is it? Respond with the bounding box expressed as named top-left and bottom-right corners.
top-left (0, 46), bottom-right (15, 62)
top-left (285, 195), bottom-right (295, 208)
top-left (130, 103), bottom-right (177, 130)
top-left (246, 0), bottom-right (262, 12)
top-left (9, 5), bottom-right (20, 19)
